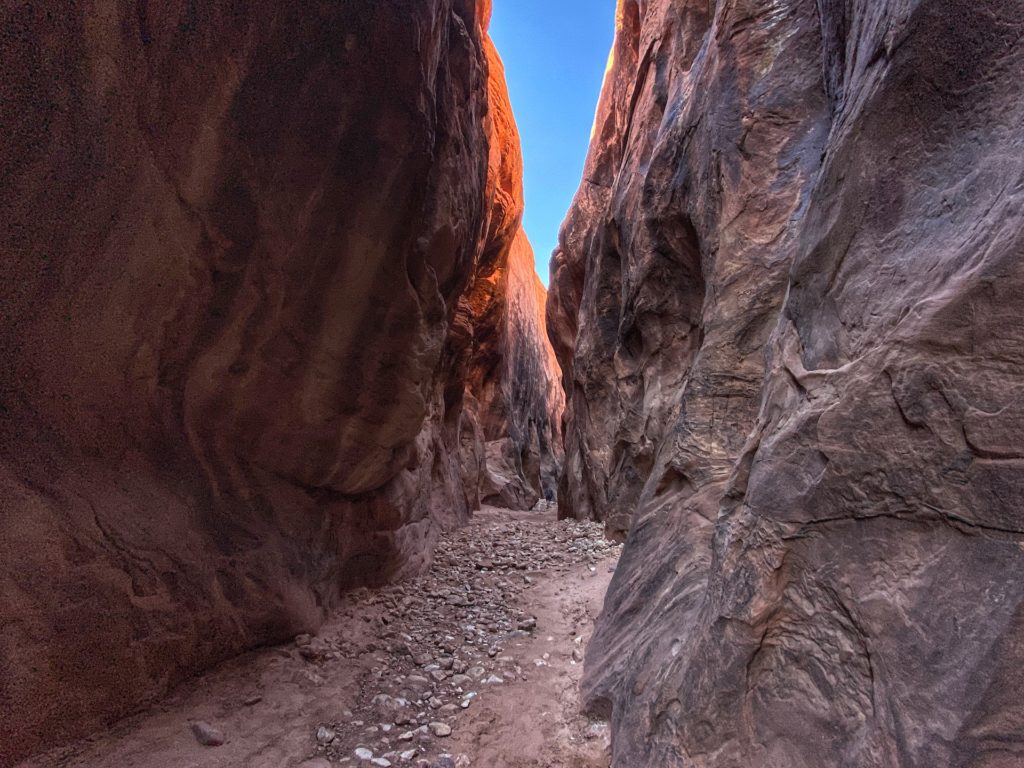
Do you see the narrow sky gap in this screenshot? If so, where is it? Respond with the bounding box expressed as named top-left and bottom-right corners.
top-left (490, 1), bottom-right (617, 286)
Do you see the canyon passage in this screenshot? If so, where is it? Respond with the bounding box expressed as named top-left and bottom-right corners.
top-left (2, 1), bottom-right (1024, 768)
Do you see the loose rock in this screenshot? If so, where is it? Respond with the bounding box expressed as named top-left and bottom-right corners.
top-left (428, 722), bottom-right (452, 738)
top-left (189, 722), bottom-right (225, 747)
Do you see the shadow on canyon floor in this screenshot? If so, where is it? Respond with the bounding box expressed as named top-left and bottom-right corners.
top-left (21, 506), bottom-right (618, 768)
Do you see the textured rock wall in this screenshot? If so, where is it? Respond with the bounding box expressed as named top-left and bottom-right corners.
top-left (550, 0), bottom-right (1024, 765)
top-left (476, 228), bottom-right (564, 509)
top-left (0, 1), bottom-right (558, 764)
top-left (455, 40), bottom-right (564, 511)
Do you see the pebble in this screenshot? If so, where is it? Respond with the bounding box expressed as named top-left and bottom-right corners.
top-left (405, 675), bottom-right (431, 693)
top-left (428, 722), bottom-right (453, 737)
top-left (303, 513), bottom-right (620, 764)
top-left (189, 721), bottom-right (225, 747)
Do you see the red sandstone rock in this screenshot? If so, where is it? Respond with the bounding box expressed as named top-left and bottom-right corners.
top-left (550, 0), bottom-right (1024, 765)
top-left (0, 3), bottom-right (558, 764)
top-left (456, 37), bottom-right (564, 511)
top-left (476, 230), bottom-right (565, 509)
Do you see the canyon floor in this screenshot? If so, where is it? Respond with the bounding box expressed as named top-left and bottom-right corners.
top-left (23, 506), bottom-right (618, 768)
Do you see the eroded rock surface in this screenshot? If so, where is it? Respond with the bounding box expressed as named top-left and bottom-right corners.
top-left (0, 2), bottom-right (558, 764)
top-left (474, 230), bottom-right (565, 510)
top-left (446, 36), bottom-right (563, 515)
top-left (549, 0), bottom-right (1024, 765)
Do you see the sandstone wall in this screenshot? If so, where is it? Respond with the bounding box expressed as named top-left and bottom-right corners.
top-left (549, 0), bottom-right (1024, 765)
top-left (472, 228), bottom-right (565, 510)
top-left (0, 1), bottom-right (558, 763)
top-left (455, 40), bottom-right (564, 511)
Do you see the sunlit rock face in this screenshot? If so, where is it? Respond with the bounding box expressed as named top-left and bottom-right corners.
top-left (0, 1), bottom-right (558, 763)
top-left (455, 39), bottom-right (565, 512)
top-left (549, 0), bottom-right (1024, 765)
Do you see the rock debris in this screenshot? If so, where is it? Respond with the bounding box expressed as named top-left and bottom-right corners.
top-left (300, 506), bottom-right (620, 766)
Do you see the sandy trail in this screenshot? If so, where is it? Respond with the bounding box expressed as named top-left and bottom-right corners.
top-left (21, 506), bottom-right (618, 768)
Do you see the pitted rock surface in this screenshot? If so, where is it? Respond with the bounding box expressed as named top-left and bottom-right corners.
top-left (548, 0), bottom-right (1024, 766)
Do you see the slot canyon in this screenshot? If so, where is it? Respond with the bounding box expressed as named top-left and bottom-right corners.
top-left (1, 1), bottom-right (1023, 767)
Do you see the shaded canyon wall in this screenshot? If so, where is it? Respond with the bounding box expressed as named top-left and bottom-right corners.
top-left (469, 228), bottom-right (565, 510)
top-left (549, 0), bottom-right (1024, 765)
top-left (0, 1), bottom-right (559, 764)
top-left (456, 38), bottom-right (564, 511)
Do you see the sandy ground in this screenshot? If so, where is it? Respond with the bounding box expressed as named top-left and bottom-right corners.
top-left (21, 507), bottom-right (617, 768)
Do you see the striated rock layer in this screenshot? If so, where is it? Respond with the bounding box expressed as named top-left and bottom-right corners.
top-left (550, 0), bottom-right (1024, 765)
top-left (0, 1), bottom-right (559, 764)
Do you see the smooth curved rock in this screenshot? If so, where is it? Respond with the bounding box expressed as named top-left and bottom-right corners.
top-left (550, 0), bottom-right (1024, 766)
top-left (0, 2), bottom-right (559, 764)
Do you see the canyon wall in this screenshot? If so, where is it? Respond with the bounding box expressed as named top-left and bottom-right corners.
top-left (457, 39), bottom-right (564, 511)
top-left (470, 228), bottom-right (565, 509)
top-left (0, 1), bottom-right (559, 764)
top-left (550, 0), bottom-right (1024, 766)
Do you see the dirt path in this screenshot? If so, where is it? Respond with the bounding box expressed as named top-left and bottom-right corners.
top-left (22, 506), bottom-right (619, 768)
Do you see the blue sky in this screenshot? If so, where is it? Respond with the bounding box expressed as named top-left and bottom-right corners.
top-left (490, 2), bottom-right (616, 286)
